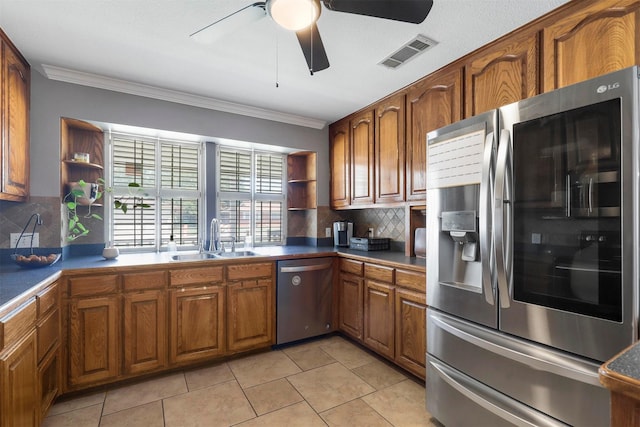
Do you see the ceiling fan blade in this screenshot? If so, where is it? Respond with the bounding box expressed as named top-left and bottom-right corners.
top-left (295, 23), bottom-right (330, 74)
top-left (322, 0), bottom-right (433, 24)
top-left (190, 2), bottom-right (266, 43)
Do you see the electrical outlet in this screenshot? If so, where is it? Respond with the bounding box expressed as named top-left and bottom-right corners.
top-left (368, 228), bottom-right (374, 238)
top-left (325, 227), bottom-right (332, 238)
top-left (10, 232), bottom-right (39, 248)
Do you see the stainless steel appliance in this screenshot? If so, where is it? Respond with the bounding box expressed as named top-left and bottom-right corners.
top-left (276, 258), bottom-right (334, 344)
top-left (333, 221), bottom-right (353, 247)
top-left (426, 66), bottom-right (640, 426)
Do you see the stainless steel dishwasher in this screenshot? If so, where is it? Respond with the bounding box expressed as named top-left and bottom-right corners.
top-left (276, 257), bottom-right (334, 345)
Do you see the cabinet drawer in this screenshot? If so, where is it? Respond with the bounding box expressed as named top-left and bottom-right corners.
top-left (37, 309), bottom-right (59, 362)
top-left (227, 262), bottom-right (273, 281)
top-left (0, 297), bottom-right (36, 350)
top-left (123, 270), bottom-right (168, 291)
top-left (68, 274), bottom-right (118, 297)
top-left (395, 269), bottom-right (426, 293)
top-left (170, 266), bottom-right (224, 287)
top-left (365, 263), bottom-right (394, 283)
top-left (340, 258), bottom-right (364, 276)
top-left (37, 282), bottom-right (59, 318)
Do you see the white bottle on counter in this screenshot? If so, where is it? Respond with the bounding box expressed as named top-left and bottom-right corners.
top-left (167, 235), bottom-right (177, 253)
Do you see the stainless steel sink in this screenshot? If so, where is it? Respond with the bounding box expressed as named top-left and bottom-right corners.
top-left (171, 252), bottom-right (218, 261)
top-left (214, 250), bottom-right (258, 258)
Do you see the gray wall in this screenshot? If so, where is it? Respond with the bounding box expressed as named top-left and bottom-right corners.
top-left (29, 72), bottom-right (329, 204)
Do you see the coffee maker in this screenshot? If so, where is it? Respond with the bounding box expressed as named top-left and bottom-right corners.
top-left (333, 221), bottom-right (354, 247)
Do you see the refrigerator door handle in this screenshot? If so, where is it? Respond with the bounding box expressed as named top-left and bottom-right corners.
top-left (428, 358), bottom-right (569, 427)
top-left (480, 131), bottom-right (496, 305)
top-left (494, 129), bottom-right (512, 308)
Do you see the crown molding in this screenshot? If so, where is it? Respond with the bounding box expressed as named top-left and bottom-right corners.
top-left (40, 64), bottom-right (327, 130)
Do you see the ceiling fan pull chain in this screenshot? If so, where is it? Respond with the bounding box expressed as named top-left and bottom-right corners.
top-left (275, 31), bottom-right (280, 87)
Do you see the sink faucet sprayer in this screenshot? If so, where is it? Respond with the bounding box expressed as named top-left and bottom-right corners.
top-left (209, 218), bottom-right (220, 252)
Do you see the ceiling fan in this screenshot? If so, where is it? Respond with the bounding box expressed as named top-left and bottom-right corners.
top-left (190, 0), bottom-right (434, 74)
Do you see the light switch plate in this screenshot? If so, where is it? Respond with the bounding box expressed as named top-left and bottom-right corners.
top-left (325, 227), bottom-right (331, 237)
top-left (10, 232), bottom-right (39, 248)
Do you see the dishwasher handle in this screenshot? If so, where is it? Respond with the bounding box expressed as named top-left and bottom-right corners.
top-left (279, 263), bottom-right (333, 273)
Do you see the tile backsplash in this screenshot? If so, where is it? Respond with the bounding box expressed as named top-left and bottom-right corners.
top-left (0, 197), bottom-right (62, 249)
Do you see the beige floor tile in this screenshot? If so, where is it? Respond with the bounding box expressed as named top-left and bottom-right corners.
top-left (284, 344), bottom-right (337, 371)
top-left (320, 338), bottom-right (377, 369)
top-left (99, 401), bottom-right (164, 427)
top-left (41, 403), bottom-right (102, 427)
top-left (236, 401), bottom-right (327, 427)
top-left (352, 359), bottom-right (408, 390)
top-left (228, 350), bottom-right (301, 389)
top-left (362, 379), bottom-right (434, 426)
top-left (320, 398), bottom-right (392, 427)
top-left (46, 392), bottom-right (105, 417)
top-left (185, 361), bottom-right (234, 391)
top-left (244, 378), bottom-right (304, 415)
top-left (163, 380), bottom-right (255, 427)
top-left (288, 362), bottom-right (375, 412)
top-left (102, 371), bottom-right (187, 415)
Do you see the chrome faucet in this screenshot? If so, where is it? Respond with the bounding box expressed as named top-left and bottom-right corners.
top-left (209, 218), bottom-right (220, 252)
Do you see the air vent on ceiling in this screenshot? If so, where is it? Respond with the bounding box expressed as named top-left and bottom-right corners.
top-left (379, 35), bottom-right (437, 69)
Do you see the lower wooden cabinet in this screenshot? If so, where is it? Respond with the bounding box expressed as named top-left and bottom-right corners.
top-left (338, 272), bottom-right (364, 341)
top-left (364, 280), bottom-right (395, 359)
top-left (227, 279), bottom-right (273, 352)
top-left (124, 290), bottom-right (166, 374)
top-left (37, 345), bottom-right (59, 425)
top-left (394, 288), bottom-right (426, 379)
top-left (0, 330), bottom-right (37, 427)
top-left (68, 295), bottom-right (120, 388)
top-left (169, 286), bottom-right (225, 364)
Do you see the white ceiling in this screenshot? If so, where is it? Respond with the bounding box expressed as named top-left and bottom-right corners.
top-left (0, 0), bottom-right (569, 129)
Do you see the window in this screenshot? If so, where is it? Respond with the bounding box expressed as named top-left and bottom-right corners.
top-left (107, 132), bottom-right (203, 251)
top-left (217, 146), bottom-right (286, 246)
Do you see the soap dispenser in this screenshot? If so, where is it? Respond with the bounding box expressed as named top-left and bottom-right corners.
top-left (167, 235), bottom-right (177, 253)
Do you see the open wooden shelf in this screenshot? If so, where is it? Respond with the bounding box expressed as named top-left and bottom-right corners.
top-left (287, 151), bottom-right (317, 210)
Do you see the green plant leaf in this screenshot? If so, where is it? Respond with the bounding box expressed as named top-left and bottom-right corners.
top-left (128, 182), bottom-right (141, 188)
top-left (91, 213), bottom-right (103, 220)
top-left (66, 201), bottom-right (77, 210)
top-left (114, 200), bottom-right (122, 209)
top-left (97, 178), bottom-right (106, 184)
top-left (122, 204), bottom-right (128, 214)
top-left (71, 189), bottom-right (85, 198)
top-left (77, 223), bottom-right (87, 232)
top-left (69, 218), bottom-right (76, 230)
top-left (78, 179), bottom-right (86, 186)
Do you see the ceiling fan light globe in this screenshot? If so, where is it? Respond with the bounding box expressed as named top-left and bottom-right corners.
top-left (267, 0), bottom-right (320, 31)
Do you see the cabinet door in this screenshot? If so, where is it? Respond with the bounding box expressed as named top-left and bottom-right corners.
top-left (0, 330), bottom-right (37, 427)
top-left (364, 281), bottom-right (395, 359)
top-left (338, 273), bottom-right (364, 341)
top-left (375, 94), bottom-right (406, 204)
top-left (329, 119), bottom-right (350, 208)
top-left (123, 290), bottom-right (166, 375)
top-left (227, 279), bottom-right (274, 352)
top-left (394, 288), bottom-right (426, 379)
top-left (406, 67), bottom-right (463, 201)
top-left (542, 0), bottom-right (640, 92)
top-left (169, 287), bottom-right (225, 364)
top-left (37, 344), bottom-right (59, 425)
top-left (0, 37), bottom-right (30, 202)
top-left (465, 31), bottom-right (539, 117)
top-left (350, 110), bottom-right (375, 205)
top-left (68, 296), bottom-right (120, 388)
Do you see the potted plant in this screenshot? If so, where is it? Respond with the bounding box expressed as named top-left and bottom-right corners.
top-left (64, 178), bottom-right (149, 242)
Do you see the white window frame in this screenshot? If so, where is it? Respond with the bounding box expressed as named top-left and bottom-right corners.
top-left (104, 131), bottom-right (205, 252)
top-left (216, 145), bottom-right (287, 247)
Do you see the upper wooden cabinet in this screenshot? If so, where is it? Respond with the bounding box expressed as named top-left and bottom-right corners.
top-left (375, 94), bottom-right (406, 204)
top-left (0, 29), bottom-right (30, 202)
top-left (465, 31), bottom-right (540, 117)
top-left (542, 0), bottom-right (640, 92)
top-left (350, 110), bottom-right (375, 205)
top-left (329, 119), bottom-right (350, 209)
top-left (406, 67), bottom-right (463, 201)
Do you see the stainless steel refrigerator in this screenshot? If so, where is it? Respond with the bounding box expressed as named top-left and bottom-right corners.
top-left (426, 66), bottom-right (640, 426)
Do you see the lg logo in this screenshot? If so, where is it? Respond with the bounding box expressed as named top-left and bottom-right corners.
top-left (597, 82), bottom-right (620, 93)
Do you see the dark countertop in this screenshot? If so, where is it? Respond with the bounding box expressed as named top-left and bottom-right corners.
top-left (599, 341), bottom-right (640, 401)
top-left (0, 246), bottom-right (425, 309)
